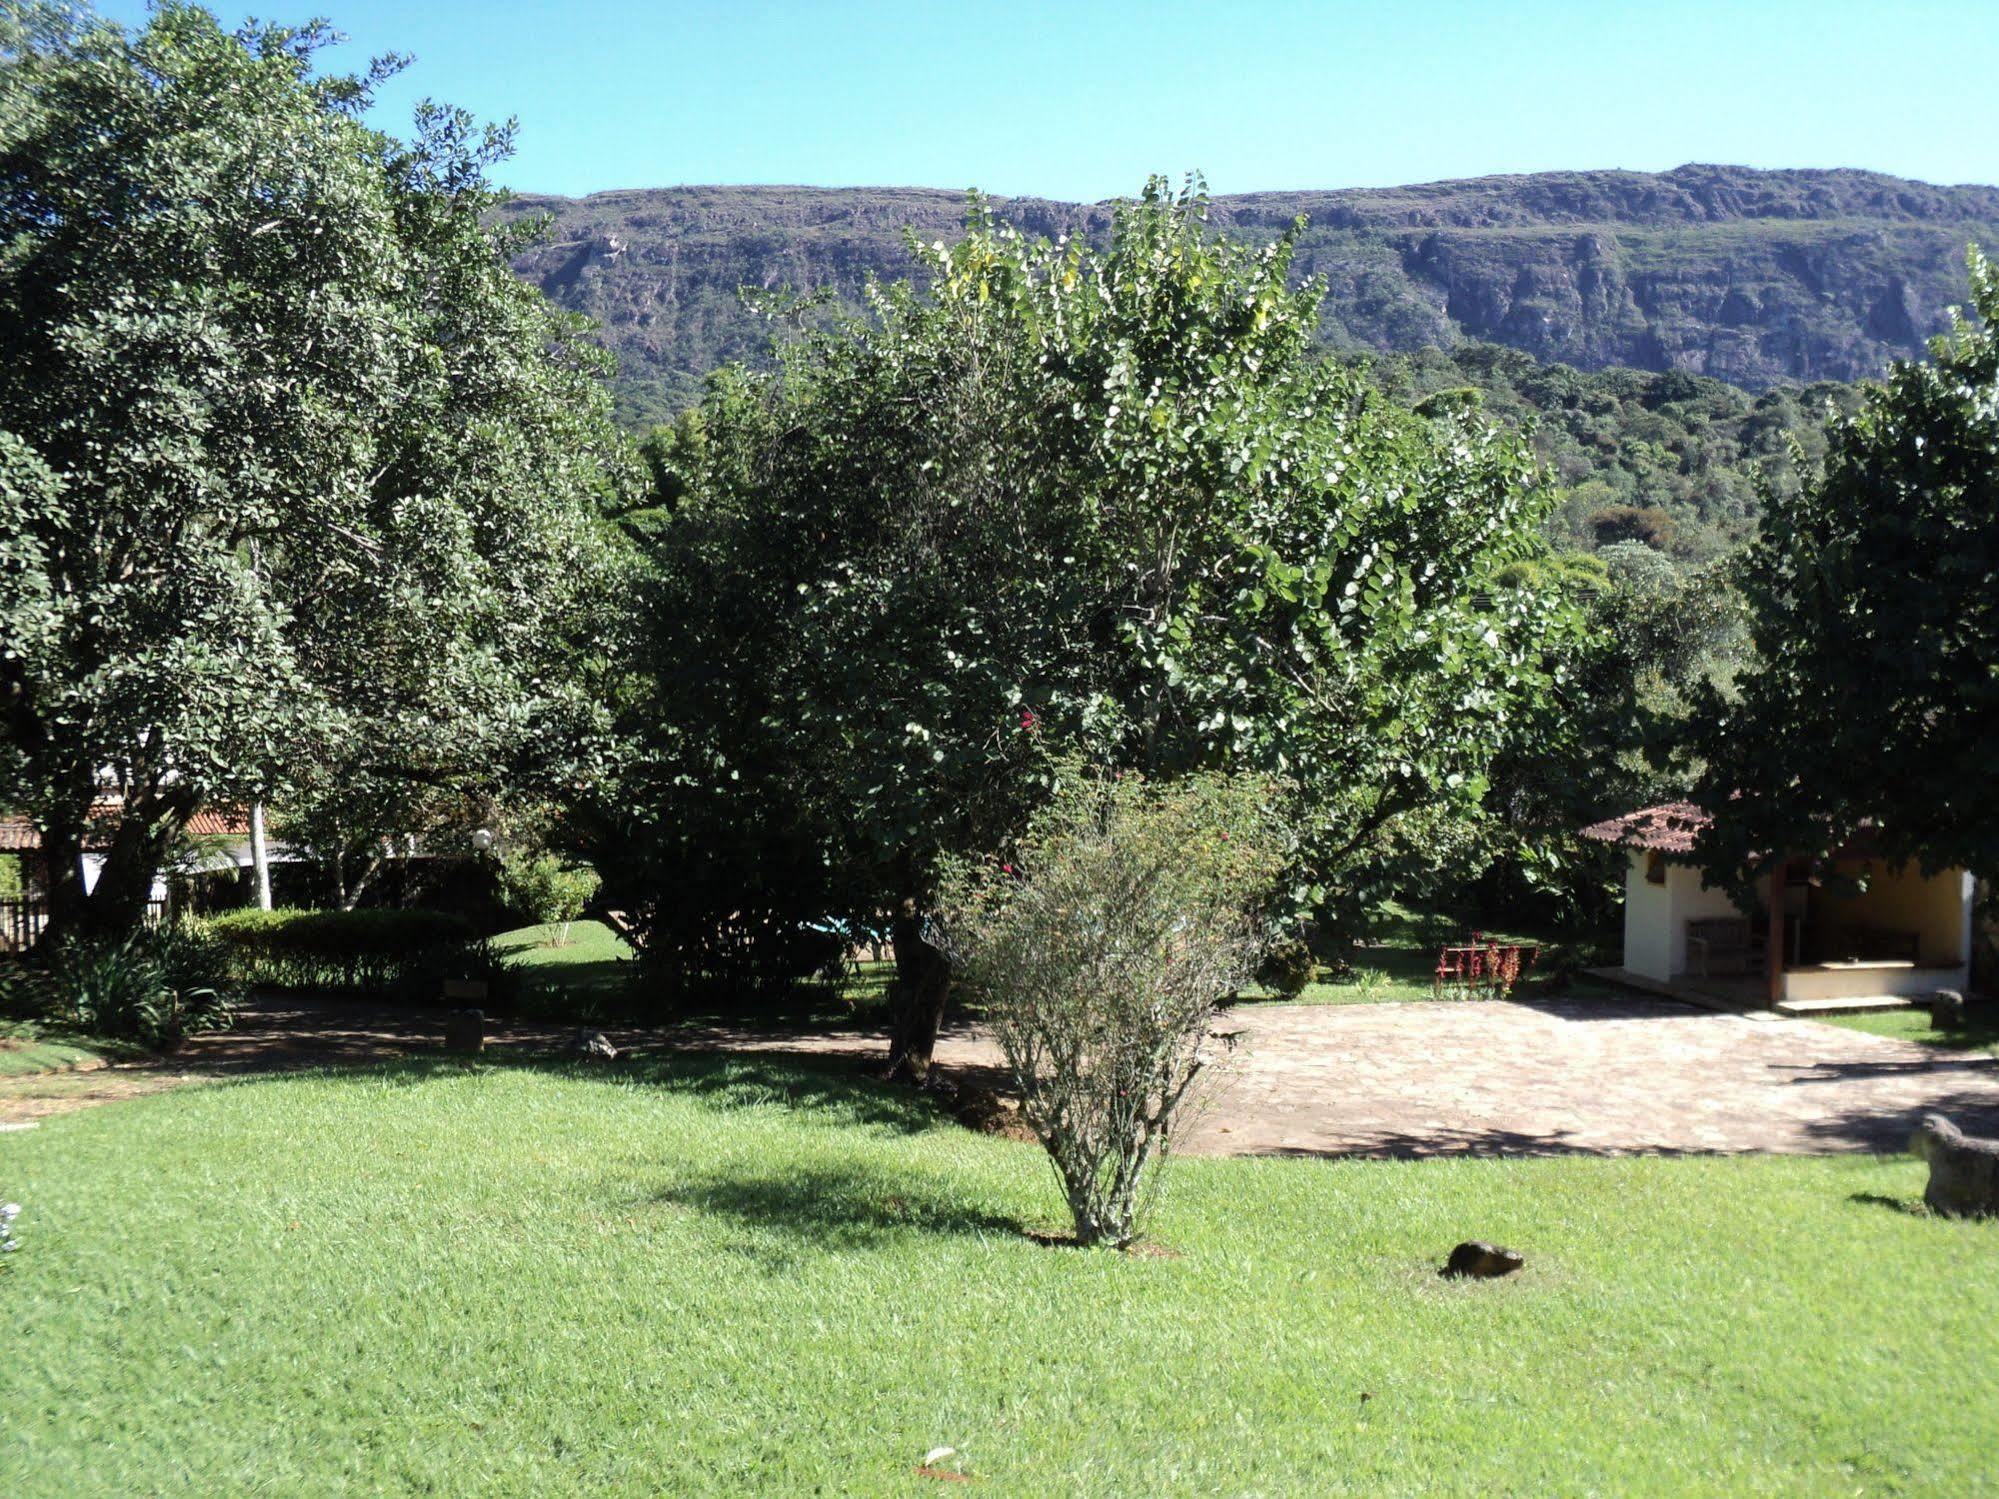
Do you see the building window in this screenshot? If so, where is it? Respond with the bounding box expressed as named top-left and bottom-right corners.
top-left (1645, 850), bottom-right (1667, 885)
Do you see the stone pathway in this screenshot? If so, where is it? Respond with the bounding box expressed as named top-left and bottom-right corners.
top-left (684, 995), bottom-right (1999, 1157)
top-left (1181, 996), bottom-right (1999, 1157)
top-left (6, 992), bottom-right (1996, 1157)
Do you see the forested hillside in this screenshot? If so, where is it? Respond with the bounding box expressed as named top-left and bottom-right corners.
top-left (503, 163), bottom-right (1999, 424)
top-left (1370, 346), bottom-right (1867, 559)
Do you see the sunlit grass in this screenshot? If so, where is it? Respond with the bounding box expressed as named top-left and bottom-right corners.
top-left (1816, 1005), bottom-right (1999, 1056)
top-left (0, 1019), bottom-right (116, 1079)
top-left (3, 1054), bottom-right (1994, 1494)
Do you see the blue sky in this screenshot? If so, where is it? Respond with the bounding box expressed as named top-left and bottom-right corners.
top-left (100, 1), bottom-right (1999, 200)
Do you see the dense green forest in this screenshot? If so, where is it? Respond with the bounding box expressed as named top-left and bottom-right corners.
top-left (1367, 344), bottom-right (1869, 559)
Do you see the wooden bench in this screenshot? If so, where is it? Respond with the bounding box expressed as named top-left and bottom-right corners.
top-left (1685, 916), bottom-right (1755, 977)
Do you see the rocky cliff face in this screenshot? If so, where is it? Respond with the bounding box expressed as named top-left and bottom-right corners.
top-left (503, 165), bottom-right (1999, 422)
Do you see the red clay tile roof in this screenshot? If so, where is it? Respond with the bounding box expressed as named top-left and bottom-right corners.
top-left (184, 808), bottom-right (252, 840)
top-left (1578, 801), bottom-right (1713, 853)
top-left (0, 805), bottom-right (250, 851)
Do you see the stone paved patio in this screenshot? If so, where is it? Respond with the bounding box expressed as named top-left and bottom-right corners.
top-left (680, 992), bottom-right (1999, 1157)
top-left (7, 992), bottom-right (1996, 1157)
top-left (1179, 996), bottom-right (1999, 1157)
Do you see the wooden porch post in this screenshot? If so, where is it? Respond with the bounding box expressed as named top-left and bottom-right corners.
top-left (1766, 853), bottom-right (1787, 1007)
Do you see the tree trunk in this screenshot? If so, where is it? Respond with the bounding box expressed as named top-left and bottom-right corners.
top-left (884, 900), bottom-right (950, 1085)
top-left (249, 801), bottom-right (273, 911)
top-left (77, 812), bottom-right (173, 939)
top-left (340, 851), bottom-right (383, 911)
top-left (41, 808), bottom-right (175, 948)
top-left (37, 818), bottom-right (89, 952)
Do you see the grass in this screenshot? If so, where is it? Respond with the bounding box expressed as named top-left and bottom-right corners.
top-left (1815, 1005), bottom-right (1999, 1056)
top-left (492, 918), bottom-right (636, 971)
top-left (0, 1019), bottom-right (115, 1079)
top-left (1269, 901), bottom-right (1624, 1007)
top-left (494, 920), bottom-right (899, 1028)
top-left (492, 907), bottom-right (1633, 1019)
top-left (493, 918), bottom-right (639, 1011)
top-left (4, 1055), bottom-right (1996, 1494)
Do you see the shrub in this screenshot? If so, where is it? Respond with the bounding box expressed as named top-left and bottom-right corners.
top-left (25, 925), bottom-right (237, 1050)
top-left (496, 854), bottom-right (600, 945)
top-left (1257, 935), bottom-right (1316, 998)
top-left (938, 768), bottom-right (1284, 1248)
top-left (204, 907), bottom-right (483, 996)
top-left (1587, 503), bottom-right (1677, 550)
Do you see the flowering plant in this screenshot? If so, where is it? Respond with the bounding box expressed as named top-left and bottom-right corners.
top-left (0, 1200), bottom-right (20, 1268)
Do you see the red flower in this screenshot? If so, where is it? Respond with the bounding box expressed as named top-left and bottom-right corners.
top-left (1019, 708), bottom-right (1039, 731)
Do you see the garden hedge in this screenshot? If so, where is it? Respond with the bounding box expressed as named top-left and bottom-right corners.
top-left (204, 908), bottom-right (491, 997)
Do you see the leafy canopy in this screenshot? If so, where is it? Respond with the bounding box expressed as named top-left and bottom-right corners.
top-left (0, 4), bottom-right (625, 931)
top-left (613, 178), bottom-right (1574, 957)
top-left (1696, 246), bottom-right (1999, 884)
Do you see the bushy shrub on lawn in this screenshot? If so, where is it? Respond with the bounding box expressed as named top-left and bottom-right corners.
top-left (1256, 935), bottom-right (1316, 998)
top-left (496, 854), bottom-right (600, 946)
top-left (12, 925), bottom-right (237, 1050)
top-left (939, 768), bottom-right (1285, 1248)
top-left (204, 908), bottom-right (491, 997)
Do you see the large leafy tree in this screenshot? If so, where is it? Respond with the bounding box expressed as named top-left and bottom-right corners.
top-left (613, 180), bottom-right (1572, 1075)
top-left (0, 5), bottom-right (624, 939)
top-left (1695, 246), bottom-right (1999, 886)
top-left (1477, 546), bottom-right (1749, 926)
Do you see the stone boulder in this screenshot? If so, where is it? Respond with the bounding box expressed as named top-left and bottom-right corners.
top-left (1931, 990), bottom-right (1966, 1029)
top-left (1912, 1113), bottom-right (1999, 1217)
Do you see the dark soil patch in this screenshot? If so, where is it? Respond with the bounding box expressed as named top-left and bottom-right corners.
top-left (943, 1077), bottom-right (1037, 1143)
top-left (1023, 1228), bottom-right (1182, 1258)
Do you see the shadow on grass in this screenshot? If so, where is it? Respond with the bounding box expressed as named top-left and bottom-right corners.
top-left (1898, 1019), bottom-right (1999, 1055)
top-left (652, 1161), bottom-right (1033, 1254)
top-left (241, 1046), bottom-right (953, 1137)
top-left (1848, 1191), bottom-right (1931, 1217)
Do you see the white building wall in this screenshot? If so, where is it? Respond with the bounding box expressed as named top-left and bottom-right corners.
top-left (1622, 853), bottom-right (1676, 982)
top-left (1621, 852), bottom-right (1748, 982)
top-left (1669, 865), bottom-right (1744, 976)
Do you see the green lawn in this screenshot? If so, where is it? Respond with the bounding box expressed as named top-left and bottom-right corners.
top-left (491, 906), bottom-right (1624, 1018)
top-left (492, 919), bottom-right (641, 1016)
top-left (1816, 1005), bottom-right (1999, 1056)
top-left (0, 1018), bottom-right (114, 1079)
top-left (492, 918), bottom-right (636, 971)
top-left (4, 1056), bottom-right (1995, 1494)
top-left (1273, 902), bottom-right (1622, 1007)
top-left (494, 920), bottom-right (899, 1027)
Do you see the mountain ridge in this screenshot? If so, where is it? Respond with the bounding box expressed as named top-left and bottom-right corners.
top-left (501, 164), bottom-right (1999, 422)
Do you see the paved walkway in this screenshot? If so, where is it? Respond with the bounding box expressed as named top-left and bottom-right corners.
top-left (695, 994), bottom-right (1999, 1157)
top-left (1182, 996), bottom-right (1999, 1157)
top-left (6, 993), bottom-right (1997, 1157)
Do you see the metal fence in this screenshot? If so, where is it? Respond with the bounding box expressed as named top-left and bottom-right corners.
top-left (0, 897), bottom-right (47, 953)
top-left (0, 897), bottom-right (170, 953)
